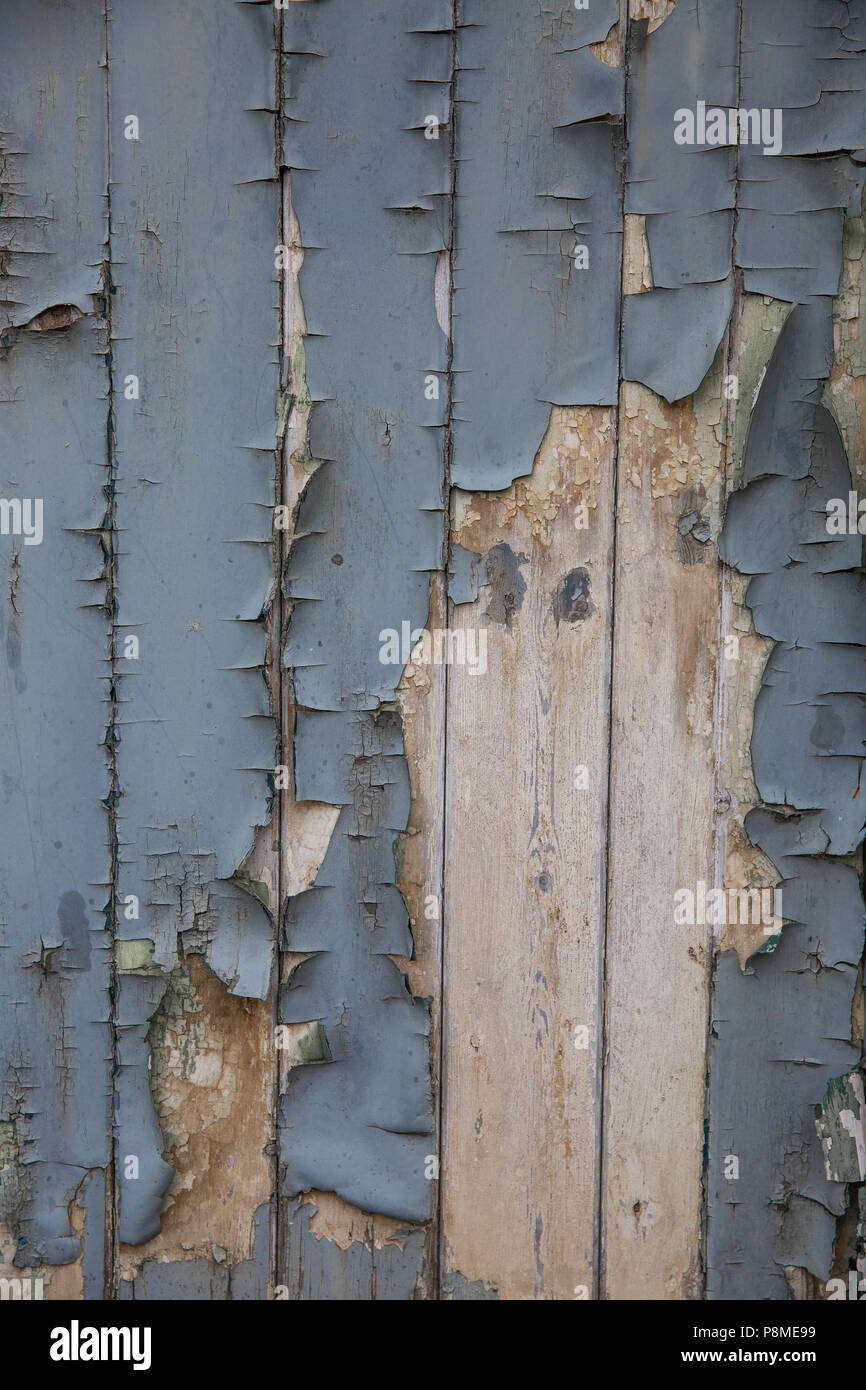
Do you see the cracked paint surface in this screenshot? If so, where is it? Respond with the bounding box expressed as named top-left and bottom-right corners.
top-left (708, 2), bottom-right (866, 1295)
top-left (279, 0), bottom-right (449, 1228)
top-left (1, 0), bottom-right (865, 1301)
top-left (0, 0), bottom-right (113, 1273)
top-left (0, 0), bottom-right (279, 1287)
top-left (279, 1), bottom-right (624, 1264)
top-left (108, 0), bottom-right (279, 1249)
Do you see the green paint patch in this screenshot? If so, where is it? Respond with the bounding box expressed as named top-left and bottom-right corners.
top-left (230, 870), bottom-right (270, 910)
top-left (754, 928), bottom-right (782, 956)
top-left (817, 1070), bottom-right (866, 1183)
top-left (115, 938), bottom-right (161, 974)
top-left (276, 390), bottom-right (294, 440)
top-left (295, 1020), bottom-right (332, 1066)
top-left (0, 1122), bottom-right (16, 1169)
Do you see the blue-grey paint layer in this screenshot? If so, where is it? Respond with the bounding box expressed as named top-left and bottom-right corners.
top-left (624, 0), bottom-right (866, 405)
top-left (706, 1), bottom-right (866, 1300)
top-left (0, 0), bottom-right (112, 1275)
top-left (441, 1269), bottom-right (500, 1300)
top-left (452, 0), bottom-right (622, 489)
top-left (710, 306), bottom-right (866, 1295)
top-left (280, 1199), bottom-right (427, 1301)
top-left (2, 0), bottom-right (865, 1303)
top-left (279, 0), bottom-right (447, 1232)
top-left (119, 1201), bottom-right (271, 1300)
top-left (278, 0), bottom-right (625, 1259)
top-left (622, 0), bottom-right (738, 402)
top-left (118, 1254), bottom-right (229, 1301)
top-left (108, 0), bottom-right (279, 1247)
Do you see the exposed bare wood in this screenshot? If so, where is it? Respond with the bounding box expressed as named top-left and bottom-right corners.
top-left (441, 408), bottom-right (616, 1299)
top-left (118, 956), bottom-right (273, 1288)
top-left (601, 363), bottom-right (726, 1301)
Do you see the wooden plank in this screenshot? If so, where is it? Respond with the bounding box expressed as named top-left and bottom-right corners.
top-left (275, 2), bottom-right (447, 1293)
top-left (601, 359), bottom-right (729, 1300)
top-left (108, 0), bottom-right (279, 1293)
top-left (599, 0), bottom-right (738, 1300)
top-left (275, 576), bottom-right (446, 1298)
top-left (4, 0), bottom-right (866, 1309)
top-left (0, 0), bottom-right (113, 1299)
top-left (441, 408), bottom-right (616, 1299)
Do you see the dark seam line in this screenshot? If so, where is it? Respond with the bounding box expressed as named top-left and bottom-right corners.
top-left (596, 0), bottom-right (629, 1305)
top-left (103, 0), bottom-right (120, 1303)
top-left (273, 0), bottom-right (285, 1300)
top-left (702, 0), bottom-right (746, 1301)
top-left (435, 0), bottom-right (459, 1302)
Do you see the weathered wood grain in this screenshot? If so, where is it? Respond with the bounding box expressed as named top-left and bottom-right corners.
top-left (601, 361), bottom-right (728, 1300)
top-left (118, 957), bottom-right (274, 1296)
top-left (600, 0), bottom-right (739, 1300)
top-left (3, 0), bottom-right (866, 1305)
top-left (441, 409), bottom-right (616, 1299)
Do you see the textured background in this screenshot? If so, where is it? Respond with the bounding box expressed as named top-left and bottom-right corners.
top-left (0, 0), bottom-right (864, 1300)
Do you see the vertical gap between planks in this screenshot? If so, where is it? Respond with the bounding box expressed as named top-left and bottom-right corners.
top-left (274, 0), bottom-right (287, 1299)
top-left (434, 0), bottom-right (460, 1301)
top-left (596, 0), bottom-right (629, 1303)
top-left (704, 0), bottom-right (745, 1295)
top-left (102, 0), bottom-right (119, 1302)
